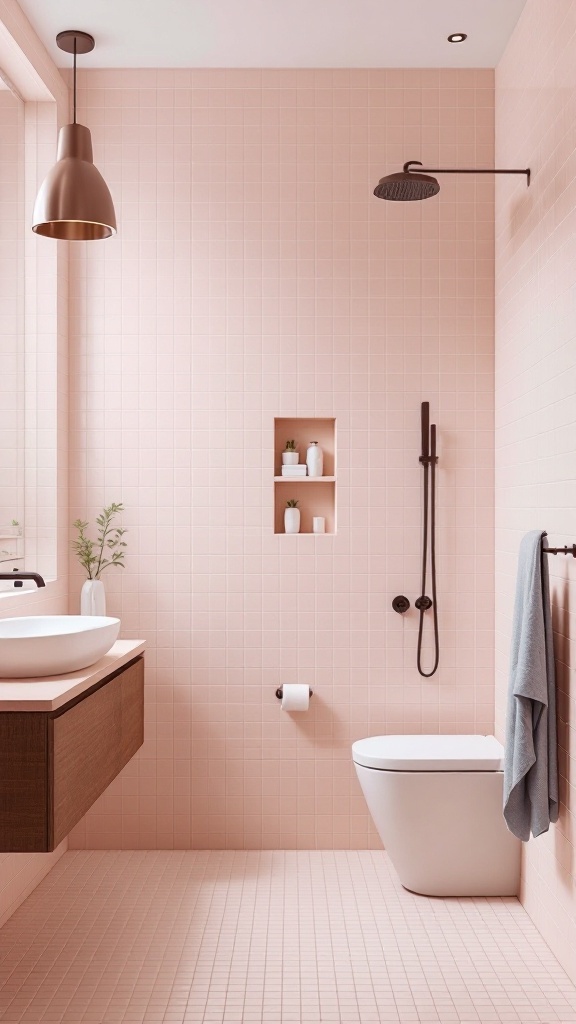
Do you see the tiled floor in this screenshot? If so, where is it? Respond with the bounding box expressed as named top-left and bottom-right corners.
top-left (0, 852), bottom-right (575, 1024)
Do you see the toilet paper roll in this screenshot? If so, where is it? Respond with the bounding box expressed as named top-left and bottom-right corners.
top-left (281, 683), bottom-right (310, 711)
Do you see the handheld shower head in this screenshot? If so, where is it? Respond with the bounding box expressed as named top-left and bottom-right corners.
top-left (420, 401), bottom-right (430, 461)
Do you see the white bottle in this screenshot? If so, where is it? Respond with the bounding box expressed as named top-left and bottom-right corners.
top-left (306, 441), bottom-right (323, 477)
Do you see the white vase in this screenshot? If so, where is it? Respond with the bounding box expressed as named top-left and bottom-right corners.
top-left (306, 442), bottom-right (324, 477)
top-left (81, 578), bottom-right (106, 616)
top-left (282, 451), bottom-right (299, 466)
top-left (284, 508), bottom-right (301, 534)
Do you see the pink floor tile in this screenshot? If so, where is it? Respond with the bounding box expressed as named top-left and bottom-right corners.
top-left (0, 851), bottom-right (575, 1023)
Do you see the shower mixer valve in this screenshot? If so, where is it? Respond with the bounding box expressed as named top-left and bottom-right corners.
top-left (415, 596), bottom-right (433, 611)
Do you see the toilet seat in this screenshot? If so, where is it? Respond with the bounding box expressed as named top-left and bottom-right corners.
top-left (352, 734), bottom-right (504, 772)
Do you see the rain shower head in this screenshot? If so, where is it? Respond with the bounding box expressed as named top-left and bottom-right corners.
top-left (373, 160), bottom-right (531, 202)
top-left (374, 163), bottom-right (440, 202)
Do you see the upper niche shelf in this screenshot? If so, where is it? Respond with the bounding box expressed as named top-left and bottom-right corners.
top-left (274, 417), bottom-right (336, 478)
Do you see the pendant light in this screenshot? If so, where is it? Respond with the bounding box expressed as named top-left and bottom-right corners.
top-left (32, 31), bottom-right (117, 240)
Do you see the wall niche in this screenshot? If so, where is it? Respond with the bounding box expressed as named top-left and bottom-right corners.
top-left (273, 418), bottom-right (336, 535)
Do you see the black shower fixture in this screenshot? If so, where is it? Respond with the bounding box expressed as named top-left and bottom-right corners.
top-left (391, 404), bottom-right (440, 676)
top-left (374, 160), bottom-right (531, 202)
top-left (417, 402), bottom-right (439, 677)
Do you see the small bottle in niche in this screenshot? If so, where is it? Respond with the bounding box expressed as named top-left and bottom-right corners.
top-left (306, 441), bottom-right (323, 477)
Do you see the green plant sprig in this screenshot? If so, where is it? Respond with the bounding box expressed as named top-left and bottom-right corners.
top-left (72, 502), bottom-right (127, 580)
top-left (285, 440), bottom-right (297, 451)
top-left (286, 499), bottom-right (299, 508)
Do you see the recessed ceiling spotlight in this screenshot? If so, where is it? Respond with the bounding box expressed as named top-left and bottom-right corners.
top-left (448, 33), bottom-right (467, 43)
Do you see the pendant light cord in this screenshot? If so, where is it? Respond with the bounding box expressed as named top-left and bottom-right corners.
top-left (73, 36), bottom-right (77, 123)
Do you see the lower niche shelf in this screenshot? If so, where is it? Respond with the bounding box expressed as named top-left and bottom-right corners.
top-left (274, 479), bottom-right (336, 535)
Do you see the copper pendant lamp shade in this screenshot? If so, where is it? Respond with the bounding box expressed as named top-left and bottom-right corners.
top-left (32, 31), bottom-right (117, 240)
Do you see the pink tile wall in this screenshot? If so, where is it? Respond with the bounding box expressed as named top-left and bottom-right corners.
top-left (69, 68), bottom-right (495, 850)
top-left (496, 0), bottom-right (576, 985)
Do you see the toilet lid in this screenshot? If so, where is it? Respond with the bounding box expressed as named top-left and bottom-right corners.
top-left (352, 734), bottom-right (504, 771)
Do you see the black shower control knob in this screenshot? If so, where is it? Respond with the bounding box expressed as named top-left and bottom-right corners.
top-left (392, 595), bottom-right (410, 614)
top-left (415, 595), bottom-right (433, 611)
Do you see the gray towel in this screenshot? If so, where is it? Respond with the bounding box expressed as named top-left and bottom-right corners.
top-left (503, 530), bottom-right (559, 841)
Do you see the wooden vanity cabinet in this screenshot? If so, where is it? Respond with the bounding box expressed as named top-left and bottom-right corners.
top-left (0, 656), bottom-right (144, 852)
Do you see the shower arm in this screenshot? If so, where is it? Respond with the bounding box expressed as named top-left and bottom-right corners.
top-left (404, 161), bottom-right (531, 185)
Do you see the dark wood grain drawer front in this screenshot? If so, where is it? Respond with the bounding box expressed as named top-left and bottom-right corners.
top-left (51, 658), bottom-right (144, 848)
top-left (0, 714), bottom-right (48, 852)
top-left (119, 657), bottom-right (145, 766)
top-left (0, 656), bottom-right (144, 853)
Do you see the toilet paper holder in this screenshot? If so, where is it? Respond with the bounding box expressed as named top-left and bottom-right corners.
top-left (275, 687), bottom-right (314, 700)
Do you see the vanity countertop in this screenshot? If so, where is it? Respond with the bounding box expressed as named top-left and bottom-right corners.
top-left (0, 639), bottom-right (145, 712)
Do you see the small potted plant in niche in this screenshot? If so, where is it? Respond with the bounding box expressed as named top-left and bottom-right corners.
top-left (284, 499), bottom-right (300, 534)
top-left (282, 440), bottom-right (299, 466)
top-left (72, 502), bottom-right (127, 615)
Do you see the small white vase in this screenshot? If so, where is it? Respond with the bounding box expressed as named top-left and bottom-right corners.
top-left (282, 451), bottom-right (299, 466)
top-left (284, 508), bottom-right (301, 534)
top-left (81, 578), bottom-right (106, 616)
top-left (306, 442), bottom-right (324, 477)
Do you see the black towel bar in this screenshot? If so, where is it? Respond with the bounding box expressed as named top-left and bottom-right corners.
top-left (542, 532), bottom-right (576, 556)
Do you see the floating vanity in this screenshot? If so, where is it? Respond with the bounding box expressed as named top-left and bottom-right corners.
top-left (0, 640), bottom-right (145, 853)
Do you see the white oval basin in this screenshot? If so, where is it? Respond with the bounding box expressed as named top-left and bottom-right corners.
top-left (0, 616), bottom-right (120, 678)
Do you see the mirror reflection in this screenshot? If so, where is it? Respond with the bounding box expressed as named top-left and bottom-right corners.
top-left (0, 74), bottom-right (24, 580)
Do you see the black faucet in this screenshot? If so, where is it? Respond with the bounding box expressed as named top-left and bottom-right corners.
top-left (0, 571), bottom-right (46, 588)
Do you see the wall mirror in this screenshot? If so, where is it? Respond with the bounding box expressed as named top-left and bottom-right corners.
top-left (0, 54), bottom-right (61, 593)
top-left (0, 74), bottom-right (25, 583)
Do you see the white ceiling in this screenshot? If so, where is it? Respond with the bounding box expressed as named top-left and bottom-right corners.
top-left (18, 0), bottom-right (528, 68)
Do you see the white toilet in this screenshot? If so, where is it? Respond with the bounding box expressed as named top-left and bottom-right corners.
top-left (352, 734), bottom-right (520, 897)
